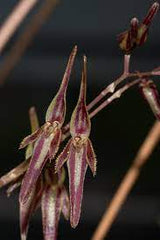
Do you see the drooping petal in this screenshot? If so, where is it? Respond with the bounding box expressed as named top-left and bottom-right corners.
top-left (61, 186), bottom-right (70, 220)
top-left (70, 56), bottom-right (91, 139)
top-left (48, 129), bottom-right (62, 161)
top-left (55, 139), bottom-right (72, 172)
top-left (86, 139), bottom-right (97, 176)
top-left (139, 79), bottom-right (160, 120)
top-left (19, 127), bottom-right (43, 149)
top-left (67, 143), bottom-right (88, 228)
top-left (45, 46), bottom-right (77, 125)
top-left (19, 132), bottom-right (55, 204)
top-left (41, 186), bottom-right (62, 240)
top-left (0, 159), bottom-right (29, 188)
top-left (20, 178), bottom-right (43, 240)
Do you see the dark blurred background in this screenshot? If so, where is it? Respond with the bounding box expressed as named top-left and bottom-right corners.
top-left (0, 0), bottom-right (160, 239)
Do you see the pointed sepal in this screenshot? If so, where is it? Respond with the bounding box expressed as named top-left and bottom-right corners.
top-left (41, 185), bottom-right (62, 240)
top-left (55, 139), bottom-right (72, 172)
top-left (86, 139), bottom-right (97, 176)
top-left (67, 143), bottom-right (88, 228)
top-left (19, 131), bottom-right (55, 204)
top-left (70, 56), bottom-right (91, 139)
top-left (45, 46), bottom-right (77, 125)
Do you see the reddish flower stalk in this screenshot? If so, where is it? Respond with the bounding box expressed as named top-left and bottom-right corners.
top-left (19, 46), bottom-right (77, 205)
top-left (139, 79), bottom-right (160, 120)
top-left (56, 56), bottom-right (96, 228)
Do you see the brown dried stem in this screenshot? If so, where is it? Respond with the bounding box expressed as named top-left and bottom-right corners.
top-left (0, 0), bottom-right (59, 85)
top-left (0, 0), bottom-right (38, 53)
top-left (91, 120), bottom-right (160, 240)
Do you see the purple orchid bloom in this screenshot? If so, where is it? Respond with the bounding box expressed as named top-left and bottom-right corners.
top-left (55, 56), bottom-right (96, 228)
top-left (0, 106), bottom-right (70, 240)
top-left (117, 2), bottom-right (159, 53)
top-left (139, 78), bottom-right (160, 120)
top-left (19, 46), bottom-right (77, 204)
top-left (20, 166), bottom-right (69, 240)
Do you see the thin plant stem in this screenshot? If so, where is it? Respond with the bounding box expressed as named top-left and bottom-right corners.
top-left (0, 0), bottom-right (59, 85)
top-left (123, 54), bottom-right (130, 74)
top-left (62, 62), bottom-right (160, 135)
top-left (0, 0), bottom-right (38, 53)
top-left (89, 78), bottom-right (140, 119)
top-left (62, 78), bottom-right (140, 141)
top-left (91, 120), bottom-right (160, 240)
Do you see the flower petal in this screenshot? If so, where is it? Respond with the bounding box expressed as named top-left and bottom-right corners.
top-left (55, 139), bottom-right (72, 172)
top-left (86, 139), bottom-right (97, 176)
top-left (45, 46), bottom-right (77, 125)
top-left (41, 186), bottom-right (62, 240)
top-left (67, 143), bottom-right (88, 228)
top-left (19, 132), bottom-right (54, 204)
top-left (48, 129), bottom-right (62, 161)
top-left (0, 159), bottom-right (29, 188)
top-left (19, 127), bottom-right (43, 149)
top-left (61, 186), bottom-right (70, 220)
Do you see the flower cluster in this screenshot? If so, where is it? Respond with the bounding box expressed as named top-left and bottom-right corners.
top-left (118, 2), bottom-right (159, 53)
top-left (0, 47), bottom-right (96, 240)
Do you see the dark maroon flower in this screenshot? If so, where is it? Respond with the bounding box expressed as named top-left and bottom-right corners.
top-left (118, 17), bottom-right (139, 54)
top-left (0, 107), bottom-right (69, 240)
top-left (19, 46), bottom-right (77, 205)
top-left (139, 78), bottom-right (160, 120)
top-left (118, 2), bottom-right (159, 53)
top-left (55, 56), bottom-right (96, 228)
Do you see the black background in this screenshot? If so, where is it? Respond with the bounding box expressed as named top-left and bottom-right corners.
top-left (1, 0), bottom-right (160, 239)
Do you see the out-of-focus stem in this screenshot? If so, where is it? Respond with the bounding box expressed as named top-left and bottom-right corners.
top-left (91, 120), bottom-right (160, 240)
top-left (0, 0), bottom-right (38, 53)
top-left (0, 0), bottom-right (59, 85)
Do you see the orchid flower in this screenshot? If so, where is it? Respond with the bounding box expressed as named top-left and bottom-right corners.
top-left (19, 46), bottom-right (77, 205)
top-left (139, 78), bottom-right (160, 120)
top-left (118, 2), bottom-right (159, 53)
top-left (0, 106), bottom-right (69, 240)
top-left (21, 166), bottom-right (69, 240)
top-left (55, 56), bottom-right (96, 228)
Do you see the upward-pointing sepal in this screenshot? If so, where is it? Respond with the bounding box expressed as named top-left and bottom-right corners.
top-left (45, 45), bottom-right (77, 125)
top-left (70, 56), bottom-right (91, 139)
